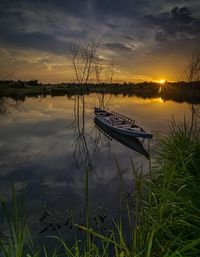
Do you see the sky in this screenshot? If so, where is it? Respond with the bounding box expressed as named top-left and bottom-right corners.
top-left (0, 0), bottom-right (200, 83)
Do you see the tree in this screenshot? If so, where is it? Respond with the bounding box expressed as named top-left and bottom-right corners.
top-left (188, 52), bottom-right (200, 82)
top-left (94, 63), bottom-right (103, 84)
top-left (187, 51), bottom-right (200, 136)
top-left (105, 58), bottom-right (115, 83)
top-left (71, 40), bottom-right (99, 84)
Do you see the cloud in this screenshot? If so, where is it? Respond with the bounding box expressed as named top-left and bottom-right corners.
top-left (0, 0), bottom-right (91, 55)
top-left (0, 0), bottom-right (199, 82)
top-left (103, 42), bottom-right (133, 52)
top-left (167, 0), bottom-right (189, 3)
top-left (0, 30), bottom-right (71, 55)
top-left (92, 0), bottom-right (151, 18)
top-left (145, 6), bottom-right (200, 41)
top-left (124, 36), bottom-right (134, 40)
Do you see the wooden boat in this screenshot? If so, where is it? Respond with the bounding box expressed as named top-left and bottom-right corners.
top-left (94, 117), bottom-right (150, 159)
top-left (94, 107), bottom-right (153, 139)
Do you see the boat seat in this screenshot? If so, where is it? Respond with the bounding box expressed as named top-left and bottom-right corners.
top-left (117, 124), bottom-right (131, 128)
top-left (112, 120), bottom-right (123, 125)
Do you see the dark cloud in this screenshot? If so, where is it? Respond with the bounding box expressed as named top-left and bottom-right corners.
top-left (0, 30), bottom-right (70, 55)
top-left (146, 6), bottom-right (200, 41)
top-left (167, 0), bottom-right (189, 3)
top-left (0, 0), bottom-right (90, 54)
top-left (103, 42), bottom-right (132, 52)
top-left (124, 36), bottom-right (134, 40)
top-left (0, 0), bottom-right (199, 54)
top-left (155, 31), bottom-right (167, 42)
top-left (106, 23), bottom-right (119, 30)
top-left (0, 0), bottom-right (89, 17)
top-left (92, 0), bottom-right (151, 18)
top-left (0, 0), bottom-right (199, 81)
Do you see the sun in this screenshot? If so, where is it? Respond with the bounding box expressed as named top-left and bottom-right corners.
top-left (159, 79), bottom-right (166, 84)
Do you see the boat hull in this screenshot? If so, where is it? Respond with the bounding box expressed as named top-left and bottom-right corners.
top-left (95, 115), bottom-right (152, 139)
top-left (94, 118), bottom-right (149, 159)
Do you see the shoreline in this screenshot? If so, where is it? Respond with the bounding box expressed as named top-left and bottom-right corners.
top-left (1, 81), bottom-right (200, 104)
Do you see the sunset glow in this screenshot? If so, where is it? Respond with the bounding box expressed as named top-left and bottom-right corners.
top-left (0, 1), bottom-right (199, 83)
top-left (159, 79), bottom-right (166, 84)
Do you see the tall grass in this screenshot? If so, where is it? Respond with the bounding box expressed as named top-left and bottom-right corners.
top-left (1, 118), bottom-right (200, 256)
top-left (142, 118), bottom-right (200, 256)
top-left (0, 185), bottom-right (39, 257)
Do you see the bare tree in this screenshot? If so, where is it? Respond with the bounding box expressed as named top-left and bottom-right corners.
top-left (94, 58), bottom-right (115, 109)
top-left (105, 58), bottom-right (115, 83)
top-left (187, 51), bottom-right (200, 136)
top-left (71, 44), bottom-right (81, 83)
top-left (70, 41), bottom-right (116, 169)
top-left (71, 40), bottom-right (116, 85)
top-left (188, 52), bottom-right (200, 82)
top-left (94, 63), bottom-right (103, 84)
top-left (70, 40), bottom-right (99, 169)
top-left (71, 40), bottom-right (99, 84)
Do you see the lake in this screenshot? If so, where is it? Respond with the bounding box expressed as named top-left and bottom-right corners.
top-left (0, 93), bottom-right (193, 245)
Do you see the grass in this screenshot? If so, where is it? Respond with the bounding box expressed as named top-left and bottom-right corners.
top-left (0, 184), bottom-right (38, 257)
top-left (0, 118), bottom-right (200, 256)
top-left (143, 118), bottom-right (200, 256)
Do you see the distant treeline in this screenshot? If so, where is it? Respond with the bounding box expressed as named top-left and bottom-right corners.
top-left (1, 80), bottom-right (200, 104)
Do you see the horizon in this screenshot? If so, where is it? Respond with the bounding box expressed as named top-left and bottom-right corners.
top-left (1, 78), bottom-right (190, 84)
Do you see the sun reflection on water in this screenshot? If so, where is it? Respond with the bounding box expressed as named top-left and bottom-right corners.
top-left (128, 96), bottom-right (164, 104)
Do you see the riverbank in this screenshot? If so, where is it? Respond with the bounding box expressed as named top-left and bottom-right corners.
top-left (1, 80), bottom-right (200, 104)
top-left (1, 117), bottom-right (200, 256)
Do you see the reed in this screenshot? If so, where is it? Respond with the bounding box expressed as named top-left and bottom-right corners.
top-left (0, 184), bottom-right (39, 257)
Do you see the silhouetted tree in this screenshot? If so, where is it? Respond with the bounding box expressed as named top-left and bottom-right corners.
top-left (188, 52), bottom-right (200, 82)
top-left (105, 58), bottom-right (115, 83)
top-left (71, 40), bottom-right (99, 84)
top-left (94, 63), bottom-right (103, 84)
top-left (187, 52), bottom-right (200, 136)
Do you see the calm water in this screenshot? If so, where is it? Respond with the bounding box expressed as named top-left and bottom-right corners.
top-left (0, 93), bottom-right (193, 243)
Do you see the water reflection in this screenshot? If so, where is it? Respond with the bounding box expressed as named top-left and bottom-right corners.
top-left (72, 95), bottom-right (94, 170)
top-left (94, 117), bottom-right (149, 159)
top-left (0, 97), bottom-right (19, 116)
top-left (71, 93), bottom-right (114, 170)
top-left (0, 93), bottom-right (194, 244)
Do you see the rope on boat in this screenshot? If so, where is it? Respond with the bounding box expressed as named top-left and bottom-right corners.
top-left (110, 110), bottom-right (135, 124)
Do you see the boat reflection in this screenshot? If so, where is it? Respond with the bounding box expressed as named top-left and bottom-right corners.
top-left (94, 117), bottom-right (150, 159)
